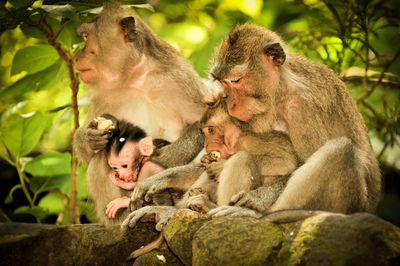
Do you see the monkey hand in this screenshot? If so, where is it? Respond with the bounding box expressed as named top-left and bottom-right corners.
top-left (207, 206), bottom-right (263, 219)
top-left (204, 160), bottom-right (225, 180)
top-left (86, 119), bottom-right (113, 151)
top-left (121, 206), bottom-right (177, 234)
top-left (230, 187), bottom-right (281, 213)
top-left (105, 197), bottom-right (130, 219)
top-left (200, 153), bottom-right (217, 166)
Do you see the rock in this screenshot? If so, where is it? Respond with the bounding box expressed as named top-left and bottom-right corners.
top-left (1, 212), bottom-right (399, 265)
top-left (192, 216), bottom-right (287, 265)
top-left (0, 221), bottom-right (175, 265)
top-left (192, 212), bottom-right (400, 266)
top-left (163, 209), bottom-right (209, 265)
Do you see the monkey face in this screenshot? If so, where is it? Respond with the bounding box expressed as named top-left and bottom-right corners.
top-left (201, 103), bottom-right (242, 159)
top-left (209, 24), bottom-right (285, 124)
top-left (76, 15), bottom-right (136, 88)
top-left (107, 141), bottom-right (139, 184)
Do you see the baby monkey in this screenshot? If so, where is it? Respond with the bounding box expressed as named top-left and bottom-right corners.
top-left (94, 114), bottom-right (169, 219)
top-left (186, 95), bottom-right (300, 213)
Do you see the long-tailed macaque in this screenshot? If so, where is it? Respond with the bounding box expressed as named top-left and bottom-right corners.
top-left (73, 3), bottom-right (205, 225)
top-left (127, 23), bottom-right (381, 221)
top-left (208, 23), bottom-right (381, 218)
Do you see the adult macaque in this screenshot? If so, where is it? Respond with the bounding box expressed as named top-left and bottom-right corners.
top-left (73, 3), bottom-right (206, 225)
top-left (208, 23), bottom-right (381, 218)
top-left (127, 23), bottom-right (381, 221)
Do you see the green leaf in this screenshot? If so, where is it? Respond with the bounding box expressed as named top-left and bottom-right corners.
top-left (0, 112), bottom-right (49, 158)
top-left (56, 20), bottom-right (82, 48)
top-left (32, 5), bottom-right (76, 18)
top-left (14, 205), bottom-right (48, 220)
top-left (25, 151), bottom-right (71, 176)
top-left (11, 44), bottom-right (59, 75)
top-left (4, 194), bottom-right (13, 204)
top-left (4, 184), bottom-right (23, 204)
top-left (1, 60), bottom-right (66, 97)
top-left (30, 174), bottom-right (70, 194)
top-left (7, 0), bottom-right (34, 9)
top-left (38, 192), bottom-right (64, 215)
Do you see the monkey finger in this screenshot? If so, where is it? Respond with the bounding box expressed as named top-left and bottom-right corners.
top-left (207, 206), bottom-right (236, 217)
top-left (87, 128), bottom-right (112, 138)
top-left (229, 191), bottom-right (248, 206)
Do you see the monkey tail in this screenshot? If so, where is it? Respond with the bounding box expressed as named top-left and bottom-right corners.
top-left (261, 209), bottom-right (334, 224)
top-left (127, 232), bottom-right (164, 261)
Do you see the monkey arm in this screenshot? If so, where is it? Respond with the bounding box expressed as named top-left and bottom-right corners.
top-left (154, 121), bottom-right (204, 168)
top-left (129, 163), bottom-right (204, 211)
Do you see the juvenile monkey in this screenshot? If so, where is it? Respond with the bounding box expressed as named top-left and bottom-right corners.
top-left (73, 3), bottom-right (206, 225)
top-left (185, 95), bottom-right (299, 213)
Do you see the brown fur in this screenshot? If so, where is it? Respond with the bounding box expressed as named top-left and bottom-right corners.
top-left (73, 3), bottom-right (205, 225)
top-left (209, 23), bottom-right (381, 215)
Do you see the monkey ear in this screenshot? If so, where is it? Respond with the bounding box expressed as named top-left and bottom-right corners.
top-left (138, 136), bottom-right (154, 156)
top-left (120, 16), bottom-right (136, 42)
top-left (263, 43), bottom-right (286, 66)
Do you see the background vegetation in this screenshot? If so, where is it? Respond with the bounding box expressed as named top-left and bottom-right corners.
top-left (0, 0), bottom-right (399, 225)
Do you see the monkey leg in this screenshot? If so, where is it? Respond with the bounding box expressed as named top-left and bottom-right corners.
top-left (270, 137), bottom-right (370, 214)
top-left (217, 151), bottom-right (259, 206)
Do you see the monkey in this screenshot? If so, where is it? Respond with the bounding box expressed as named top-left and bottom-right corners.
top-left (205, 23), bottom-right (381, 219)
top-left (96, 114), bottom-right (173, 219)
top-left (127, 23), bottom-right (381, 222)
top-left (73, 3), bottom-right (206, 225)
top-left (184, 94), bottom-right (299, 213)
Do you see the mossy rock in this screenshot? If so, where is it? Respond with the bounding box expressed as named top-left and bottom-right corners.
top-left (192, 216), bottom-right (286, 265)
top-left (163, 209), bottom-right (210, 265)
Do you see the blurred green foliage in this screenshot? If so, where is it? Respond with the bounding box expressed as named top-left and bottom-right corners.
top-left (0, 0), bottom-right (399, 224)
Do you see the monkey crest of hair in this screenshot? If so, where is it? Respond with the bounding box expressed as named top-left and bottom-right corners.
top-left (106, 120), bottom-right (147, 156)
top-left (211, 23), bottom-right (288, 77)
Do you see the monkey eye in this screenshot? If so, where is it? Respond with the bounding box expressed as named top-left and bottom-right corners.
top-left (231, 77), bottom-right (241, 84)
top-left (201, 126), bottom-right (215, 136)
top-left (122, 164), bottom-right (128, 168)
top-left (112, 167), bottom-right (118, 170)
top-left (206, 127), bottom-right (215, 134)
